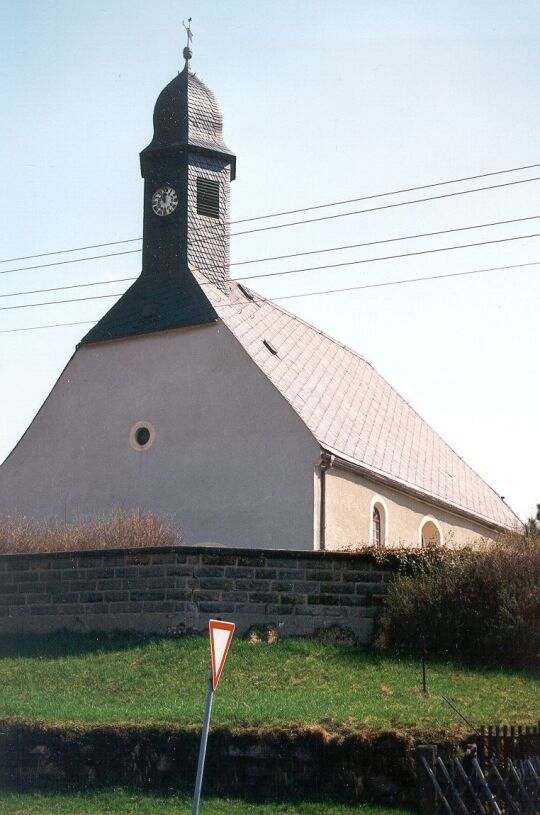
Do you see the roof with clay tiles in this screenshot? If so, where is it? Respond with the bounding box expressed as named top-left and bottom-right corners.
top-left (193, 271), bottom-right (521, 533)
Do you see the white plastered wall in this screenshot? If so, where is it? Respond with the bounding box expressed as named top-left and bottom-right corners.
top-left (0, 322), bottom-right (320, 550)
top-left (324, 466), bottom-right (499, 549)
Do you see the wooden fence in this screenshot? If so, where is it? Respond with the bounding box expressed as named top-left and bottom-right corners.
top-left (477, 725), bottom-right (540, 766)
top-left (416, 724), bottom-right (540, 815)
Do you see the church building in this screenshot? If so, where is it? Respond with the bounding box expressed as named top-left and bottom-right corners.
top-left (0, 46), bottom-right (521, 550)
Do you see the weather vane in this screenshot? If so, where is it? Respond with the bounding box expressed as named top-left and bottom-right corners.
top-left (182, 17), bottom-right (193, 63)
top-left (183, 17), bottom-right (193, 48)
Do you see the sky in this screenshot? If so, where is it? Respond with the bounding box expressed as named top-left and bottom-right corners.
top-left (1, 0), bottom-right (539, 522)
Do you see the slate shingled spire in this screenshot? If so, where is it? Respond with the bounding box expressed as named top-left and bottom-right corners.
top-left (81, 49), bottom-right (236, 345)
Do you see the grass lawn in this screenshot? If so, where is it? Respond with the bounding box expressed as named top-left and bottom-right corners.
top-left (0, 790), bottom-right (414, 815)
top-left (0, 633), bottom-right (537, 731)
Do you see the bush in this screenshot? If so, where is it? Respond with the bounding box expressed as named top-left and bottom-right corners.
top-left (379, 535), bottom-right (540, 670)
top-left (0, 510), bottom-right (183, 554)
top-left (336, 542), bottom-right (453, 573)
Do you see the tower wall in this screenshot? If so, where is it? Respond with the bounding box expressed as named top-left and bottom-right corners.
top-left (187, 154), bottom-right (230, 290)
top-left (141, 160), bottom-right (188, 276)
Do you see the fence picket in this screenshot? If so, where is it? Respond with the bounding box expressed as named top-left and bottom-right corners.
top-left (454, 758), bottom-right (488, 815)
top-left (508, 759), bottom-right (540, 815)
top-left (489, 758), bottom-right (521, 815)
top-left (472, 758), bottom-right (503, 815)
top-left (436, 756), bottom-right (470, 815)
top-left (421, 756), bottom-right (454, 815)
top-left (527, 759), bottom-right (540, 793)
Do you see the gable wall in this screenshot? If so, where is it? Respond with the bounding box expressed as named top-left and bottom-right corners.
top-left (324, 466), bottom-right (499, 549)
top-left (0, 323), bottom-right (320, 550)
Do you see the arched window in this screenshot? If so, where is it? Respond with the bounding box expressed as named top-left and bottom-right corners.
top-left (419, 516), bottom-right (443, 548)
top-left (372, 506), bottom-right (381, 547)
top-left (370, 496), bottom-right (388, 546)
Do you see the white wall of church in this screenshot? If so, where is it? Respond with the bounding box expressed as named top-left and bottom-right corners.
top-left (0, 322), bottom-right (321, 550)
top-left (324, 467), bottom-right (499, 549)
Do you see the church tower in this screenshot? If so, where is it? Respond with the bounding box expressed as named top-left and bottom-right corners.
top-left (81, 44), bottom-right (236, 344)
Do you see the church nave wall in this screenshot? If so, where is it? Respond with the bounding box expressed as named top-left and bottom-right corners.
top-left (323, 466), bottom-right (499, 550)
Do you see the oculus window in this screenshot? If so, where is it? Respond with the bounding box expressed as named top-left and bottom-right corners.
top-left (129, 421), bottom-right (156, 451)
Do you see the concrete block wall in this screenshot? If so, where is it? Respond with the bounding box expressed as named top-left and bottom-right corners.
top-left (0, 546), bottom-right (392, 641)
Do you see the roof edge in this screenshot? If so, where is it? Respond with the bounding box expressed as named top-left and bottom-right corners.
top-left (322, 446), bottom-right (523, 534)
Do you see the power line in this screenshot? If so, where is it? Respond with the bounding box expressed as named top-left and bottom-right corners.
top-left (3, 231), bottom-right (540, 313)
top-left (0, 238), bottom-right (142, 265)
top-left (0, 277), bottom-right (137, 300)
top-left (236, 231), bottom-right (540, 283)
top-left (0, 319), bottom-right (96, 335)
top-left (3, 211), bottom-right (540, 283)
top-left (232, 160), bottom-right (540, 224)
top-left (230, 175), bottom-right (540, 237)
top-left (0, 292), bottom-right (125, 312)
top-left (0, 249), bottom-right (141, 277)
top-left (274, 260), bottom-right (540, 301)
top-left (230, 213), bottom-right (540, 265)
top-left (2, 258), bottom-right (538, 335)
top-left (2, 170), bottom-right (540, 267)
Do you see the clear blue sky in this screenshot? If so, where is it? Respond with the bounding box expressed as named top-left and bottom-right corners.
top-left (1, 0), bottom-right (539, 522)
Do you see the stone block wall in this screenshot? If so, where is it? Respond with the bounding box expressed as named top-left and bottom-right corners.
top-left (0, 546), bottom-right (392, 641)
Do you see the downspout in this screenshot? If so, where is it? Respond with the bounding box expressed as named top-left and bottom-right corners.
top-left (318, 451), bottom-right (334, 550)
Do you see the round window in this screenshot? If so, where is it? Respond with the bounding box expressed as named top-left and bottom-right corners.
top-left (129, 421), bottom-right (156, 451)
top-left (136, 427), bottom-right (151, 446)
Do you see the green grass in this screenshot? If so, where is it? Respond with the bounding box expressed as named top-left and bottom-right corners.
top-left (0, 633), bottom-right (537, 731)
top-left (0, 790), bottom-right (413, 815)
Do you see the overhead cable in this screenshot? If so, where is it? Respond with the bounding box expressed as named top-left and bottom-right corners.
top-left (2, 258), bottom-right (538, 335)
top-left (274, 260), bottom-right (540, 300)
top-left (232, 160), bottom-right (540, 223)
top-left (235, 231), bottom-right (540, 283)
top-left (3, 231), bottom-right (540, 312)
top-left (2, 211), bottom-right (540, 282)
top-left (0, 319), bottom-right (97, 335)
top-left (2, 170), bottom-right (540, 266)
top-left (230, 176), bottom-right (540, 237)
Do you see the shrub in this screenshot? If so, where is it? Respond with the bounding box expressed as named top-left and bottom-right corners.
top-left (379, 535), bottom-right (540, 670)
top-left (0, 510), bottom-right (183, 554)
top-left (336, 542), bottom-right (453, 573)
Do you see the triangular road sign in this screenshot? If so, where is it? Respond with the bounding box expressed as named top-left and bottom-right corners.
top-left (209, 619), bottom-right (235, 690)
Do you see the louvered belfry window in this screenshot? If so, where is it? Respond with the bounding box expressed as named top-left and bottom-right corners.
top-left (197, 177), bottom-right (220, 218)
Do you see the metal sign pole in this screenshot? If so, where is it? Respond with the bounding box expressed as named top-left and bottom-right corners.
top-left (192, 672), bottom-right (214, 815)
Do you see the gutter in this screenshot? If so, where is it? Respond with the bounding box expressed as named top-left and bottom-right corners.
top-left (318, 451), bottom-right (334, 550)
top-left (323, 450), bottom-right (520, 536)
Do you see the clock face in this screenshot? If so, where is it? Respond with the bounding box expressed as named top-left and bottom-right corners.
top-left (152, 186), bottom-right (178, 217)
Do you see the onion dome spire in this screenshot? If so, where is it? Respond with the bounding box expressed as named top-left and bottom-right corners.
top-left (140, 18), bottom-right (236, 180)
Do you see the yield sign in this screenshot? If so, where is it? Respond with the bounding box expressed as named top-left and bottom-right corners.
top-left (209, 619), bottom-right (235, 690)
